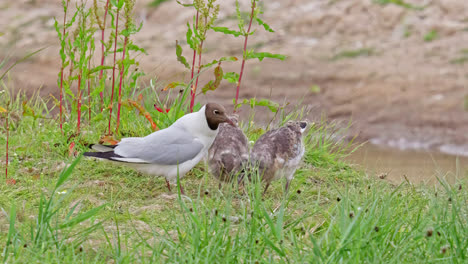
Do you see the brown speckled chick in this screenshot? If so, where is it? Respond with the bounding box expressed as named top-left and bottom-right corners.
top-left (250, 121), bottom-right (308, 194)
top-left (208, 115), bottom-right (249, 185)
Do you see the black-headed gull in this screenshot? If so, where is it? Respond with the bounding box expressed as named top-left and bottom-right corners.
top-left (250, 121), bottom-right (308, 194)
top-left (84, 103), bottom-right (234, 194)
top-left (207, 115), bottom-right (249, 187)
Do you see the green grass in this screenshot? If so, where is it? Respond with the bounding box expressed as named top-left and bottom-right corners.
top-left (332, 48), bottom-right (375, 61)
top-left (149, 0), bottom-right (170, 7)
top-left (424, 30), bottom-right (439, 42)
top-left (1, 91), bottom-right (468, 263)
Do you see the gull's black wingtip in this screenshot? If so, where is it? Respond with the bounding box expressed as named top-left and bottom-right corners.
top-left (83, 151), bottom-right (123, 160)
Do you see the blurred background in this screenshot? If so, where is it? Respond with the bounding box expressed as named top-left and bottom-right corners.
top-left (1, 0), bottom-right (467, 182)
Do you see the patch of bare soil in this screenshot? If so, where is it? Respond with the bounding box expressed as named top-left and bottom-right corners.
top-left (1, 0), bottom-right (467, 156)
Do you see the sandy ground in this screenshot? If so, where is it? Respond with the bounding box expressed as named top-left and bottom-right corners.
top-left (1, 0), bottom-right (468, 156)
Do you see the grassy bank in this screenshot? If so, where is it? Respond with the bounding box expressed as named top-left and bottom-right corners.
top-left (1, 92), bottom-right (468, 263)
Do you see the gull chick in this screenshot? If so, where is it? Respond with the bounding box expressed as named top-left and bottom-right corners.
top-left (250, 121), bottom-right (308, 194)
top-left (84, 103), bottom-right (234, 194)
top-left (208, 115), bottom-right (249, 186)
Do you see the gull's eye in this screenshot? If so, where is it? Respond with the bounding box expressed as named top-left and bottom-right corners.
top-left (213, 110), bottom-right (220, 115)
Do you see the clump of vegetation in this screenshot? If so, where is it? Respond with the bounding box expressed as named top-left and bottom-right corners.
top-left (424, 29), bottom-right (438, 42)
top-left (332, 48), bottom-right (375, 60)
top-left (168, 0), bottom-right (285, 113)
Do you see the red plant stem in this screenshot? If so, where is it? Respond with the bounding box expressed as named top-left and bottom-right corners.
top-left (59, 1), bottom-right (69, 133)
top-left (108, 8), bottom-right (120, 135)
top-left (115, 36), bottom-right (128, 134)
top-left (5, 103), bottom-right (9, 179)
top-left (77, 72), bottom-right (82, 134)
top-left (191, 14), bottom-right (210, 113)
top-left (189, 10), bottom-right (199, 113)
top-left (99, 0), bottom-right (110, 112)
top-left (87, 57), bottom-right (91, 123)
top-left (59, 67), bottom-right (64, 133)
top-left (235, 0), bottom-right (256, 110)
top-left (191, 39), bottom-right (204, 110)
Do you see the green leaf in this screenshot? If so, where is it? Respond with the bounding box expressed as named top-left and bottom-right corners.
top-left (246, 51), bottom-right (286, 62)
top-left (127, 43), bottom-right (147, 54)
top-left (186, 22), bottom-right (195, 50)
top-left (235, 0), bottom-right (245, 33)
top-left (236, 98), bottom-right (280, 113)
top-left (110, 0), bottom-right (124, 9)
top-left (201, 56), bottom-right (238, 69)
top-left (59, 204), bottom-right (106, 229)
top-left (202, 64), bottom-right (223, 94)
top-left (0, 47), bottom-right (47, 81)
top-left (162, 81), bottom-right (187, 91)
top-left (212, 27), bottom-right (243, 37)
top-left (176, 0), bottom-right (193, 7)
top-left (256, 18), bottom-right (275, 32)
top-left (223, 72), bottom-right (240, 84)
top-left (6, 204), bottom-right (16, 253)
top-left (175, 40), bottom-right (190, 69)
top-left (55, 155), bottom-right (82, 190)
top-left (88, 65), bottom-right (114, 75)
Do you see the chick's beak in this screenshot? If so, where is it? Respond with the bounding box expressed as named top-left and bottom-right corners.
top-left (225, 116), bottom-right (236, 127)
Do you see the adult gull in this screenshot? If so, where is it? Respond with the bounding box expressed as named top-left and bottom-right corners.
top-left (84, 103), bottom-right (234, 194)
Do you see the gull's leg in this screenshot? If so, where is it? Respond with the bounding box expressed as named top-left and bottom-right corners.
top-left (165, 179), bottom-right (172, 192)
top-left (285, 171), bottom-right (295, 194)
top-left (263, 182), bottom-right (271, 196)
top-left (285, 179), bottom-right (291, 194)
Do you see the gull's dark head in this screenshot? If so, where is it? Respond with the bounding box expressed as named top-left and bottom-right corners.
top-left (205, 103), bottom-right (235, 130)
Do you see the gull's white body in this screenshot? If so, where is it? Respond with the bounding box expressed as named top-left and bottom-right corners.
top-left (88, 106), bottom-right (218, 183)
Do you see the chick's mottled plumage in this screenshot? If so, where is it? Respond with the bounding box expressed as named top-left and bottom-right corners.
top-left (208, 115), bottom-right (249, 183)
top-left (250, 121), bottom-right (308, 193)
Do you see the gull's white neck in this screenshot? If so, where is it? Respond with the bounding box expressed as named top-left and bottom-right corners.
top-left (175, 106), bottom-right (218, 138)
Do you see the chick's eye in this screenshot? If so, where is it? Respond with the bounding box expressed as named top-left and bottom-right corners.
top-left (213, 110), bottom-right (220, 115)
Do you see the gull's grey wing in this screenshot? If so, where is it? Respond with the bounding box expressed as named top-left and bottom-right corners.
top-left (114, 125), bottom-right (204, 165)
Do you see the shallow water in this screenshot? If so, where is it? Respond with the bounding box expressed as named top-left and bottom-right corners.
top-left (345, 144), bottom-right (468, 185)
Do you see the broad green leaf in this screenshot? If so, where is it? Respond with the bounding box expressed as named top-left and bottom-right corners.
top-left (88, 65), bottom-right (114, 75)
top-left (126, 43), bottom-right (147, 54)
top-left (111, 0), bottom-right (124, 9)
top-left (212, 27), bottom-right (243, 37)
top-left (246, 51), bottom-right (286, 62)
top-left (175, 40), bottom-right (190, 69)
top-left (202, 64), bottom-right (223, 94)
top-left (256, 18), bottom-right (275, 32)
top-left (223, 72), bottom-right (240, 84)
top-left (201, 56), bottom-right (238, 69)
